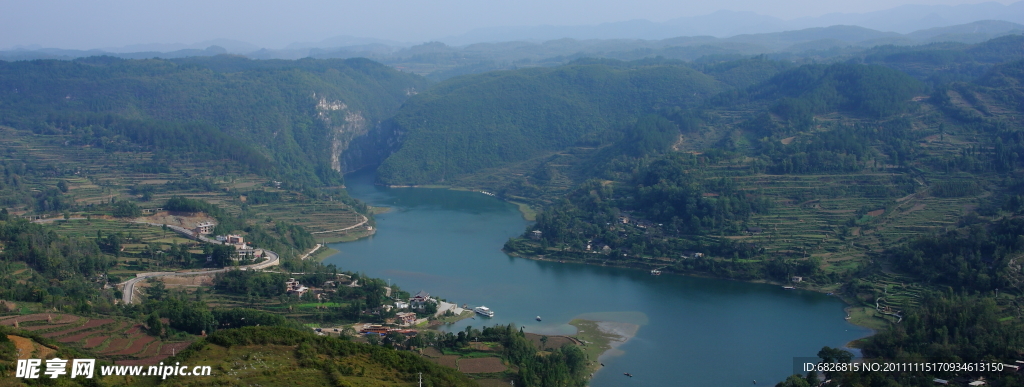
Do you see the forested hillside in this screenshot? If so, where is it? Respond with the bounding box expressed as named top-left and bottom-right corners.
top-left (376, 59), bottom-right (726, 184)
top-left (0, 56), bottom-right (427, 186)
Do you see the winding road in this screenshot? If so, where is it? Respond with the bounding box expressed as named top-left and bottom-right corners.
top-left (310, 213), bottom-right (369, 234)
top-left (120, 222), bottom-right (281, 304)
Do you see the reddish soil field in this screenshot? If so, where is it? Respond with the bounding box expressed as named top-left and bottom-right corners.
top-left (133, 341), bottom-right (164, 358)
top-left (101, 333), bottom-right (145, 354)
top-left (1, 313), bottom-right (78, 326)
top-left (84, 335), bottom-right (109, 348)
top-left (125, 324), bottom-right (142, 335)
top-left (57, 322), bottom-right (127, 343)
top-left (23, 324), bottom-right (72, 331)
top-left (459, 357), bottom-right (507, 373)
top-left (42, 319), bottom-right (114, 338)
top-left (110, 336), bottom-right (155, 356)
top-left (524, 333), bottom-right (576, 350)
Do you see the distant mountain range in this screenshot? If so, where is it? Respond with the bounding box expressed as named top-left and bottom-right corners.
top-left (440, 1), bottom-right (1024, 44)
top-left (1, 2), bottom-right (1022, 65)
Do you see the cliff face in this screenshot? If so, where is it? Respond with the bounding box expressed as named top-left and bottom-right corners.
top-left (316, 94), bottom-right (370, 173)
top-left (340, 118), bottom-right (406, 174)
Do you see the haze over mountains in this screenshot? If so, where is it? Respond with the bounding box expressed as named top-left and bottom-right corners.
top-left (3, 1), bottom-right (1023, 62)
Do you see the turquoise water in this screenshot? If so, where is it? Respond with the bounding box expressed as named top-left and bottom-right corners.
top-left (325, 170), bottom-right (871, 386)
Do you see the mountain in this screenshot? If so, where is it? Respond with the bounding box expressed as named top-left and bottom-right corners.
top-left (375, 60), bottom-right (730, 185)
top-left (0, 56), bottom-right (427, 185)
top-left (440, 2), bottom-right (1024, 44)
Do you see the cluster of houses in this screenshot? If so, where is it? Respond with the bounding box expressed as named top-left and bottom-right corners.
top-left (387, 290), bottom-right (433, 326)
top-left (358, 324), bottom-right (418, 337)
top-left (215, 234), bottom-right (256, 258)
top-left (619, 214), bottom-right (657, 230)
top-left (284, 274), bottom-right (358, 300)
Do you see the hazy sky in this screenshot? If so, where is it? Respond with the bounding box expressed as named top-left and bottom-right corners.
top-left (0, 0), bottom-right (1017, 49)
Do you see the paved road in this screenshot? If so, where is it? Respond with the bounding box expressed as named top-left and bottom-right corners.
top-left (120, 222), bottom-right (281, 304)
top-left (310, 214), bottom-right (368, 234)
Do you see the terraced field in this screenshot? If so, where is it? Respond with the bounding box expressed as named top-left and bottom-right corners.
top-left (0, 313), bottom-right (195, 365)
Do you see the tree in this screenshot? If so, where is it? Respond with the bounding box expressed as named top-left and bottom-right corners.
top-left (112, 200), bottom-right (141, 218)
top-left (146, 313), bottom-right (164, 337)
top-left (146, 278), bottom-right (167, 301)
top-left (817, 346), bottom-right (853, 364)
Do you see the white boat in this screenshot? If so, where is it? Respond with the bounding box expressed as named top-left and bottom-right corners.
top-left (473, 306), bottom-right (495, 317)
top-left (536, 316), bottom-right (542, 321)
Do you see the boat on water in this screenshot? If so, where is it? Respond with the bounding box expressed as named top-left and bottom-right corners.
top-left (536, 316), bottom-right (542, 321)
top-left (473, 306), bottom-right (495, 317)
top-left (650, 269), bottom-right (662, 275)
top-left (782, 286), bottom-right (795, 290)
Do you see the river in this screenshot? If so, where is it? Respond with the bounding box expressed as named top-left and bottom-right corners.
top-left (324, 170), bottom-right (871, 386)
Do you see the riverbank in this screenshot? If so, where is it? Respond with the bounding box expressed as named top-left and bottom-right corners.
top-left (569, 319), bottom-right (641, 375)
top-left (509, 249), bottom-right (883, 350)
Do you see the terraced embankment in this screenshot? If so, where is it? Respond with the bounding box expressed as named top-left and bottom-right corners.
top-left (1, 313), bottom-right (193, 365)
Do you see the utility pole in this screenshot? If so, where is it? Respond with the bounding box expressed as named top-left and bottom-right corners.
top-left (418, 372), bottom-right (422, 387)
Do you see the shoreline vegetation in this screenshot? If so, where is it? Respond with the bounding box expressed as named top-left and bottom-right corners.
top-left (508, 250), bottom-right (878, 341)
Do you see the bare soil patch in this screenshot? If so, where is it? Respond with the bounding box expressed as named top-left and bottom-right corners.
top-left (43, 318), bottom-right (114, 338)
top-left (161, 275), bottom-right (214, 287)
top-left (429, 355), bottom-right (459, 369)
top-left (133, 341), bottom-right (163, 358)
top-left (459, 357), bottom-right (507, 373)
top-left (100, 336), bottom-right (134, 353)
top-left (84, 335), bottom-right (109, 348)
top-left (23, 323), bottom-right (72, 331)
top-left (1, 313), bottom-right (78, 326)
top-left (867, 209), bottom-right (885, 217)
top-left (8, 335), bottom-right (35, 359)
top-left (58, 321), bottom-right (127, 343)
top-left (524, 333), bottom-right (576, 350)
top-left (420, 347), bottom-right (443, 357)
top-left (780, 136), bottom-right (796, 145)
top-left (111, 335), bottom-right (155, 355)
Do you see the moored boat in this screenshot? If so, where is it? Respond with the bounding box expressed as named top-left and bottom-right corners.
top-left (473, 306), bottom-right (495, 317)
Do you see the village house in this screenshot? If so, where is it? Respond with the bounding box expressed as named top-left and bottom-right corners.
top-left (194, 221), bottom-right (215, 234)
top-left (410, 290), bottom-right (431, 308)
top-left (529, 230), bottom-right (543, 240)
top-left (285, 278), bottom-right (309, 296)
top-left (395, 312), bottom-right (417, 326)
